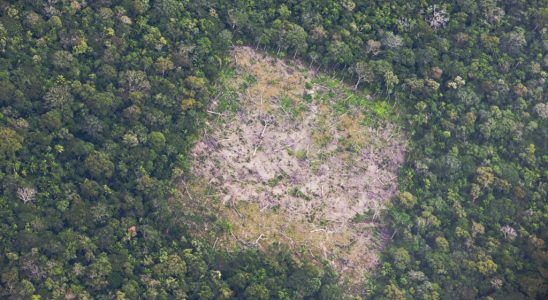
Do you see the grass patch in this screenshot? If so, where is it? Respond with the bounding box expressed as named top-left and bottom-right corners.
top-left (268, 174), bottom-right (284, 187)
top-left (351, 210), bottom-right (375, 223)
top-left (280, 95), bottom-right (300, 116)
top-left (289, 187), bottom-right (311, 201)
top-left (295, 149), bottom-right (307, 160)
top-left (373, 101), bottom-right (390, 118)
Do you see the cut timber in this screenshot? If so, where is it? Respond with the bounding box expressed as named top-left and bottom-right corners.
top-left (189, 46), bottom-right (407, 296)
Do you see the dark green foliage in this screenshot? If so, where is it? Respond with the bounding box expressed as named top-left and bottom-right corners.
top-left (0, 1), bottom-right (339, 299)
top-left (207, 0), bottom-right (546, 299)
top-left (1, 0), bottom-right (546, 299)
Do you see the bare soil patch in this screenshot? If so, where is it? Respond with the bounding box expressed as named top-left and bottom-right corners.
top-left (189, 47), bottom-right (406, 294)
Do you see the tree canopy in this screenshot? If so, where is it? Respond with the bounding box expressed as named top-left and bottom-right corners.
top-left (0, 0), bottom-right (546, 299)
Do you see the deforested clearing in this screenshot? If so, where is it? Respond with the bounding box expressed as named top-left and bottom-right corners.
top-left (189, 46), bottom-right (406, 293)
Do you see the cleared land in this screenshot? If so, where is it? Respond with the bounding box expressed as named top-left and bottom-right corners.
top-left (188, 47), bottom-right (406, 292)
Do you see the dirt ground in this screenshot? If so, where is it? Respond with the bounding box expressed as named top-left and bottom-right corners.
top-left (189, 47), bottom-right (406, 294)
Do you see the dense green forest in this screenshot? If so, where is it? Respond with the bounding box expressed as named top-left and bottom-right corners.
top-left (0, 0), bottom-right (546, 299)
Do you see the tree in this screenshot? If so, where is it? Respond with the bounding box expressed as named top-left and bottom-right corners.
top-left (353, 61), bottom-right (373, 89)
top-left (278, 4), bottom-right (291, 19)
top-left (0, 22), bottom-right (7, 53)
top-left (382, 32), bottom-right (403, 50)
top-left (17, 187), bottom-right (37, 204)
top-left (533, 103), bottom-right (548, 119)
top-left (500, 225), bottom-right (517, 240)
top-left (287, 263), bottom-right (323, 297)
top-left (0, 127), bottom-right (23, 157)
top-left (365, 39), bottom-right (381, 55)
top-left (479, 0), bottom-right (505, 24)
top-left (121, 70), bottom-right (151, 94)
top-left (43, 84), bottom-right (73, 110)
top-left (384, 283), bottom-right (406, 300)
top-left (86, 253), bottom-right (113, 291)
top-left (227, 9), bottom-right (249, 32)
top-left (383, 70), bottom-right (399, 94)
top-left (398, 192), bottom-right (417, 208)
top-left (272, 21), bottom-right (307, 58)
top-left (502, 28), bottom-right (527, 56)
top-left (392, 248), bottom-right (411, 270)
top-left (154, 56), bottom-right (174, 75)
top-left (123, 0), bottom-right (150, 15)
top-left (425, 5), bottom-right (449, 29)
top-left (216, 29), bottom-right (233, 53)
top-left (319, 284), bottom-right (343, 300)
top-left (149, 131), bottom-right (166, 149)
top-left (327, 41), bottom-right (353, 69)
top-left (153, 0), bottom-right (184, 19)
top-left (153, 254), bottom-right (187, 278)
top-left (244, 283), bottom-right (269, 300)
top-left (85, 152), bottom-right (115, 180)
top-left (51, 50), bottom-right (75, 70)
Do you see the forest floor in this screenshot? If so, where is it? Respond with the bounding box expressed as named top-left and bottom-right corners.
top-left (187, 46), bottom-right (406, 294)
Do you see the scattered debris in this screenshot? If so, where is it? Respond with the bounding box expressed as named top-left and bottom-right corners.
top-left (189, 47), bottom-right (407, 294)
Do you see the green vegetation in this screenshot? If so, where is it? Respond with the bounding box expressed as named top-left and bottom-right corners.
top-left (213, 1), bottom-right (547, 298)
top-left (0, 0), bottom-right (546, 299)
top-left (0, 1), bottom-right (337, 299)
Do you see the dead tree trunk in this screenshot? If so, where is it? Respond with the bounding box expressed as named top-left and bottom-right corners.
top-left (354, 76), bottom-right (362, 90)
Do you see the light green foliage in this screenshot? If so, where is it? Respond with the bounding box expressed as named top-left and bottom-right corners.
top-left (0, 127), bottom-right (23, 156)
top-left (398, 191), bottom-right (417, 209)
top-left (392, 248), bottom-right (411, 270)
top-left (149, 131), bottom-right (166, 149)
